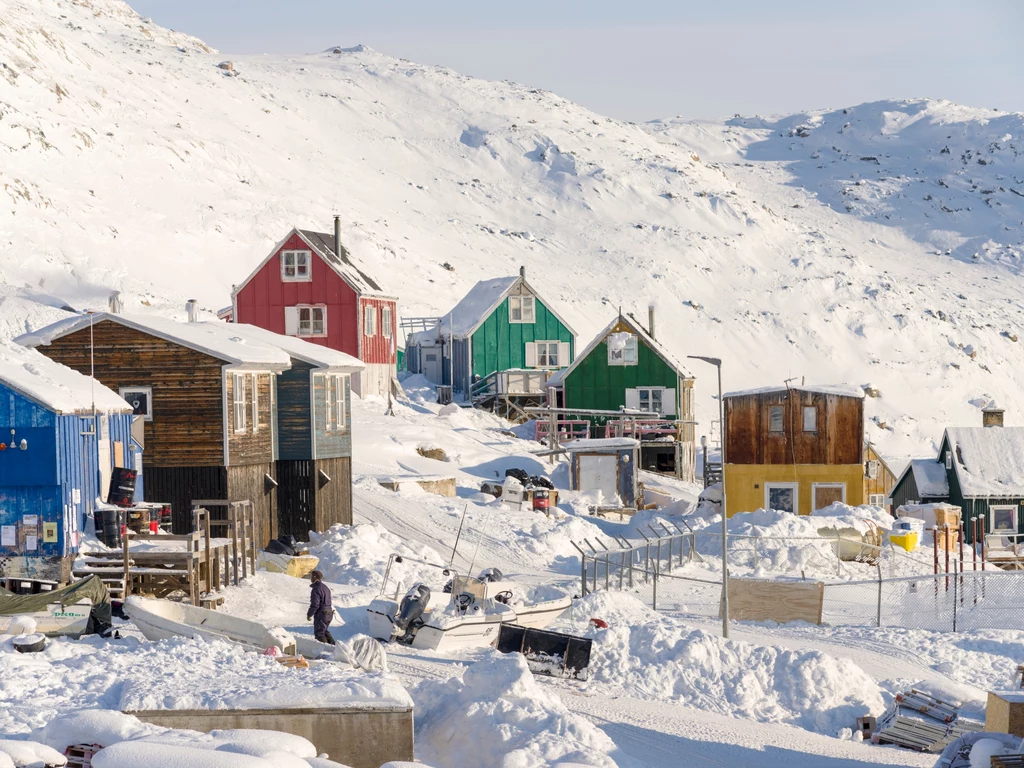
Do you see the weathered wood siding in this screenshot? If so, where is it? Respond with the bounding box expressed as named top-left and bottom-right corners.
top-left (725, 390), bottom-right (863, 466)
top-left (226, 462), bottom-right (277, 546)
top-left (469, 295), bottom-right (573, 381)
top-left (277, 362), bottom-right (313, 461)
top-left (225, 372), bottom-right (275, 466)
top-left (864, 444), bottom-right (897, 500)
top-left (315, 455), bottom-right (353, 529)
top-left (37, 320), bottom-right (224, 466)
top-left (277, 455), bottom-right (352, 538)
top-left (312, 372), bottom-right (352, 460)
top-left (145, 465), bottom-right (227, 534)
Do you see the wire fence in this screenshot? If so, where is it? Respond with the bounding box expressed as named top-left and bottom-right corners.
top-left (577, 531), bottom-right (1024, 633)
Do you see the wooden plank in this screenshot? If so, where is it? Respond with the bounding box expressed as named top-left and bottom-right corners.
top-left (721, 578), bottom-right (824, 625)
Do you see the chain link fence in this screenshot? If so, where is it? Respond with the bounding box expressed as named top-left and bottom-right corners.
top-left (578, 532), bottom-right (1024, 633)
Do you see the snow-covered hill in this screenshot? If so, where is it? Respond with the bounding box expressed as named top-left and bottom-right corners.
top-left (4, 0), bottom-right (1024, 460)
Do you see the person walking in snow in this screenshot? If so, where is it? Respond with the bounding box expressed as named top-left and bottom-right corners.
top-left (307, 570), bottom-right (336, 645)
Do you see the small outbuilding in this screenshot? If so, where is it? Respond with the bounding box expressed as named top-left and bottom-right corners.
top-left (0, 342), bottom-right (139, 582)
top-left (564, 438), bottom-right (640, 508)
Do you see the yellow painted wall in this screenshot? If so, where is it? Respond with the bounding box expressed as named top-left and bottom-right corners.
top-left (724, 464), bottom-right (865, 517)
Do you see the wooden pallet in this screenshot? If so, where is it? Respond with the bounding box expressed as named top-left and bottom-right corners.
top-left (65, 743), bottom-right (102, 768)
top-left (275, 655), bottom-right (310, 669)
top-left (993, 757), bottom-right (1024, 768)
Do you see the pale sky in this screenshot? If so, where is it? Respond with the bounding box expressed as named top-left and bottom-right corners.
top-left (127, 0), bottom-right (1023, 122)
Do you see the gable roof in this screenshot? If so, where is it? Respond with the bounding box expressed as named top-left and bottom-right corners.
top-left (0, 341), bottom-right (131, 415)
top-left (558, 313), bottom-right (692, 383)
top-left (222, 323), bottom-right (364, 372)
top-left (231, 227), bottom-right (394, 300)
top-left (435, 274), bottom-right (576, 339)
top-left (894, 458), bottom-right (950, 499)
top-left (943, 426), bottom-right (1024, 497)
top-left (724, 384), bottom-right (865, 399)
top-left (16, 313), bottom-right (292, 369)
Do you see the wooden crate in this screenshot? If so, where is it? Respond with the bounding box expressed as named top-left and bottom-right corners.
top-left (65, 744), bottom-right (103, 768)
top-left (987, 691), bottom-right (1024, 737)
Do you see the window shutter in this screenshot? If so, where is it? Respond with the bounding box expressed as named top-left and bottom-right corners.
top-left (557, 342), bottom-right (570, 367)
top-left (662, 388), bottom-right (677, 417)
top-left (625, 389), bottom-right (640, 411)
top-left (524, 342), bottom-right (537, 367)
top-left (284, 307), bottom-right (299, 335)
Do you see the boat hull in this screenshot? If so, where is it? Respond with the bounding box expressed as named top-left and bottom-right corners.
top-left (0, 601), bottom-right (92, 637)
top-left (510, 597), bottom-right (572, 629)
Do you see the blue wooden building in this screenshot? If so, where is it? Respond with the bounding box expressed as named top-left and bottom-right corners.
top-left (0, 344), bottom-right (137, 582)
top-left (227, 325), bottom-right (363, 537)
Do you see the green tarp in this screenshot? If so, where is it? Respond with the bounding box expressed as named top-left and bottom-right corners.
top-left (0, 574), bottom-right (111, 634)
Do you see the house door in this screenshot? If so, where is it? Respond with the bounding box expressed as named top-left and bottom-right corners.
top-left (423, 351), bottom-right (442, 384)
top-left (812, 483), bottom-right (846, 512)
top-left (578, 455), bottom-right (620, 504)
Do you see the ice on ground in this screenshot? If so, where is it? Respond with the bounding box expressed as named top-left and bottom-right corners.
top-left (413, 652), bottom-right (617, 768)
top-left (577, 592), bottom-right (885, 735)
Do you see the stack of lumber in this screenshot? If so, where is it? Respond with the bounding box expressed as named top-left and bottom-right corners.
top-left (873, 689), bottom-right (983, 752)
top-left (274, 655), bottom-right (310, 669)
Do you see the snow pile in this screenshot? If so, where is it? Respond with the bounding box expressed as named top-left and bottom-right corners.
top-left (0, 739), bottom-right (68, 767)
top-left (413, 653), bottom-right (616, 768)
top-left (579, 592), bottom-right (885, 734)
top-left (513, 514), bottom-right (607, 574)
top-left (309, 523), bottom-right (446, 589)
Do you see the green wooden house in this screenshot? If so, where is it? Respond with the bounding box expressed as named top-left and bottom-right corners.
top-left (407, 267), bottom-right (576, 406)
top-left (551, 311), bottom-right (696, 480)
top-left (891, 407), bottom-right (1024, 544)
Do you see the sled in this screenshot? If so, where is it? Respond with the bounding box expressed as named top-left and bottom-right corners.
top-left (496, 624), bottom-right (592, 681)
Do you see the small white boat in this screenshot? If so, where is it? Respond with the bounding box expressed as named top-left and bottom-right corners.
top-left (367, 558), bottom-right (572, 652)
top-left (125, 596), bottom-right (298, 653)
top-left (0, 600), bottom-right (92, 637)
top-left (0, 574), bottom-right (110, 638)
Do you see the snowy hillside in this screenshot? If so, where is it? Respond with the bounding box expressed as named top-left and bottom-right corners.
top-left (4, 0), bottom-right (1024, 460)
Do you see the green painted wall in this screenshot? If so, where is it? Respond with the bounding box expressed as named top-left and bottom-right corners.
top-left (469, 297), bottom-right (573, 378)
top-left (563, 327), bottom-right (678, 418)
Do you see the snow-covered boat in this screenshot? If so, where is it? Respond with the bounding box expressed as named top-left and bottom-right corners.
top-left (367, 559), bottom-right (572, 652)
top-left (0, 574), bottom-right (110, 638)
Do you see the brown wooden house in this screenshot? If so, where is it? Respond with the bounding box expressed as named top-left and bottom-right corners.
top-left (18, 309), bottom-right (292, 542)
top-left (722, 385), bottom-right (865, 517)
top-left (863, 441), bottom-right (897, 507)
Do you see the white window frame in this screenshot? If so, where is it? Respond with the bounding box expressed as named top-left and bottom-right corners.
top-left (251, 374), bottom-right (259, 434)
top-left (636, 387), bottom-right (664, 415)
top-left (119, 386), bottom-right (153, 421)
top-left (607, 334), bottom-right (638, 366)
top-left (509, 295), bottom-right (536, 324)
top-left (865, 460), bottom-right (880, 479)
top-left (765, 482), bottom-right (799, 514)
top-left (990, 505), bottom-right (1018, 533)
top-left (364, 305), bottom-right (377, 337)
top-left (381, 306), bottom-right (393, 339)
top-left (232, 374), bottom-right (247, 434)
top-left (535, 341), bottom-right (561, 368)
top-left (295, 305), bottom-right (327, 338)
top-left (811, 482), bottom-right (847, 511)
top-left (803, 406), bottom-right (817, 433)
top-left (327, 374), bottom-right (348, 431)
top-left (280, 250), bottom-right (311, 282)
top-left (945, 452), bottom-right (952, 469)
top-left (868, 493), bottom-right (886, 506)
top-left (768, 405), bottom-right (785, 433)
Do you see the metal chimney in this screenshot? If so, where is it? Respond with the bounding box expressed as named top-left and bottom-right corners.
top-left (333, 215), bottom-right (342, 258)
top-left (108, 291), bottom-right (123, 315)
top-left (186, 299), bottom-right (199, 323)
top-left (648, 303), bottom-right (655, 339)
top-left (519, 265), bottom-right (526, 279)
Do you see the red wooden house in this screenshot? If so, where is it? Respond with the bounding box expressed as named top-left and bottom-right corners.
top-left (231, 218), bottom-right (398, 397)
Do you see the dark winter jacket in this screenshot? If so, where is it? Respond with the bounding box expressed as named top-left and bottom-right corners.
top-left (307, 580), bottom-right (332, 618)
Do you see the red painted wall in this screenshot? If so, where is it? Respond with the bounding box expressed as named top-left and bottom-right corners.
top-left (235, 233), bottom-right (360, 357)
top-left (359, 297), bottom-right (398, 365)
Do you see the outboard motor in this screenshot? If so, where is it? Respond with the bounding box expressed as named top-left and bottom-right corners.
top-left (392, 583), bottom-right (431, 643)
top-left (478, 567), bottom-right (504, 583)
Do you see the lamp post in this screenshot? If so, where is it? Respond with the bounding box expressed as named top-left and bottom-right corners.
top-left (688, 355), bottom-right (729, 639)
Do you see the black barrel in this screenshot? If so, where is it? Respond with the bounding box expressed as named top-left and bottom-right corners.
top-left (107, 467), bottom-right (137, 507)
top-left (97, 507), bottom-right (125, 548)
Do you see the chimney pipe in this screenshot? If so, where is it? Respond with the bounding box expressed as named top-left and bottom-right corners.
top-left (648, 303), bottom-right (655, 340)
top-left (108, 291), bottom-right (123, 315)
top-left (519, 265), bottom-right (526, 279)
top-left (186, 299), bottom-right (199, 323)
top-left (983, 404), bottom-right (1005, 428)
top-left (333, 215), bottom-right (342, 258)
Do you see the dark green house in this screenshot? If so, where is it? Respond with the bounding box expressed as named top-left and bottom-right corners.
top-left (407, 267), bottom-right (576, 404)
top-left (551, 312), bottom-right (696, 481)
top-left (890, 408), bottom-right (1024, 543)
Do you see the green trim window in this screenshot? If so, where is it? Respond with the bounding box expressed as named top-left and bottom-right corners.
top-left (509, 295), bottom-right (535, 323)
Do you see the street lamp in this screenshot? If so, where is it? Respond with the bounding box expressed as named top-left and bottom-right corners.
top-left (688, 355), bottom-right (729, 639)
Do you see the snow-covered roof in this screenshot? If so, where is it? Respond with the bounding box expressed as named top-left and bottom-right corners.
top-left (223, 323), bottom-right (363, 371)
top-left (0, 341), bottom-right (131, 415)
top-left (944, 427), bottom-right (1024, 497)
top-left (724, 384), bottom-right (865, 399)
top-left (558, 313), bottom-right (692, 383)
top-left (438, 276), bottom-right (519, 337)
top-left (16, 313), bottom-right (292, 368)
top-left (564, 437), bottom-right (640, 451)
top-left (907, 458), bottom-right (950, 498)
top-left (231, 227), bottom-right (395, 300)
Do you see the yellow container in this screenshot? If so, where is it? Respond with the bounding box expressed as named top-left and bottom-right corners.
top-left (889, 531), bottom-right (919, 552)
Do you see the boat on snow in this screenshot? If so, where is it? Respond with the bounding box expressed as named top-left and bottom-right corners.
top-left (366, 558), bottom-right (572, 652)
top-left (0, 575), bottom-right (111, 638)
